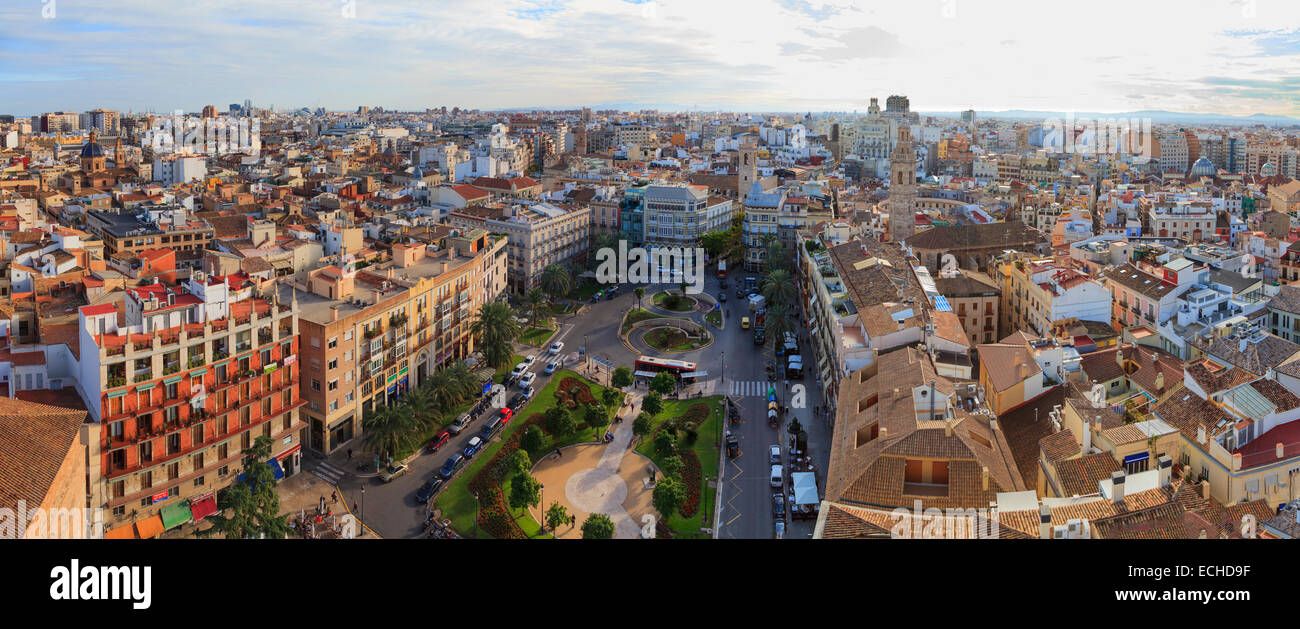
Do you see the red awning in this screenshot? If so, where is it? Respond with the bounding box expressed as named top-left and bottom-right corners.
top-left (189, 494), bottom-right (218, 522)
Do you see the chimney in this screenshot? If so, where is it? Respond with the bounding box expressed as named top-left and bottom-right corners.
top-left (1083, 417), bottom-right (1094, 454)
top-left (1198, 529), bottom-right (1208, 539)
top-left (989, 416), bottom-right (998, 432)
top-left (1201, 479), bottom-right (1210, 500)
top-left (981, 466), bottom-right (989, 491)
top-left (879, 427), bottom-right (887, 441)
top-left (1278, 442), bottom-right (1286, 459)
top-left (1196, 426), bottom-right (1206, 444)
top-left (1038, 504), bottom-right (1052, 540)
top-left (1157, 454), bottom-right (1172, 488)
top-left (1110, 470), bottom-right (1126, 504)
top-left (329, 305), bottom-right (339, 323)
top-left (1155, 370), bottom-right (1164, 392)
top-left (1239, 338), bottom-right (1247, 353)
top-left (944, 418), bottom-right (953, 437)
top-left (1232, 453), bottom-right (1242, 472)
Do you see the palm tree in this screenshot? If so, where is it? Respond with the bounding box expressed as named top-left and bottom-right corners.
top-left (634, 286), bottom-right (645, 309)
top-left (540, 264), bottom-right (572, 301)
top-left (425, 362), bottom-right (479, 412)
top-left (766, 304), bottom-right (795, 352)
top-left (764, 236), bottom-right (790, 272)
top-left (360, 406), bottom-right (412, 464)
top-left (589, 232), bottom-right (617, 272)
top-left (471, 301), bottom-right (521, 370)
top-left (525, 287), bottom-right (550, 331)
top-left (402, 385), bottom-right (442, 434)
top-left (762, 270), bottom-right (797, 308)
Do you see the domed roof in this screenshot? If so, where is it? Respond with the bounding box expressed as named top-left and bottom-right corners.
top-left (80, 140), bottom-right (105, 158)
top-left (1261, 161), bottom-right (1277, 176)
top-left (1190, 157), bottom-right (1214, 175)
top-left (382, 145), bottom-right (396, 156)
top-left (411, 164), bottom-right (424, 178)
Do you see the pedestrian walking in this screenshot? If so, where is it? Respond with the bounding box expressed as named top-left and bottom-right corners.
top-left (332, 490), bottom-right (338, 504)
top-left (555, 448), bottom-right (562, 459)
top-left (347, 448), bottom-right (353, 461)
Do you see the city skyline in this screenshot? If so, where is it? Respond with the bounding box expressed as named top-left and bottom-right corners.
top-left (4, 0), bottom-right (1300, 116)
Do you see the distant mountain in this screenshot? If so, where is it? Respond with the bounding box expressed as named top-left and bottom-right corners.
top-left (919, 109), bottom-right (1300, 126)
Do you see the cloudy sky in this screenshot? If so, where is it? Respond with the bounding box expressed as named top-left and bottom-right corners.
top-left (3, 0), bottom-right (1300, 116)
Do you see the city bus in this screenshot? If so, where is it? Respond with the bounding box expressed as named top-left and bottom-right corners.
top-left (634, 355), bottom-right (704, 383)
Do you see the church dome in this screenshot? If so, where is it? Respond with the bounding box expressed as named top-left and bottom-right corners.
top-left (1190, 157), bottom-right (1214, 176)
top-left (80, 140), bottom-right (105, 158)
top-left (1261, 161), bottom-right (1277, 177)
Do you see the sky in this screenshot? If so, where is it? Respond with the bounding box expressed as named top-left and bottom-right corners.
top-left (3, 0), bottom-right (1300, 117)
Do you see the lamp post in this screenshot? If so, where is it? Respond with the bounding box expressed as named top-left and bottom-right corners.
top-left (360, 485), bottom-right (365, 521)
top-left (473, 492), bottom-right (480, 539)
top-left (539, 483), bottom-right (545, 537)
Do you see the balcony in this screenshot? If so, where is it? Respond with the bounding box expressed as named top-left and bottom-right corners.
top-left (134, 373), bottom-right (152, 384)
top-left (188, 356), bottom-right (206, 368)
top-left (162, 363), bottom-right (181, 376)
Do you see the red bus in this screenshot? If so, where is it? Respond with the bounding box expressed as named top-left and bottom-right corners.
top-left (634, 355), bottom-right (698, 380)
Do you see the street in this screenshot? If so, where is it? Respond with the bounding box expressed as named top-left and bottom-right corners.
top-left (307, 271), bottom-right (832, 539)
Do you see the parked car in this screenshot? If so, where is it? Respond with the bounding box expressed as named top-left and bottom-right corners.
top-left (719, 292), bottom-right (727, 302)
top-left (719, 278), bottom-right (728, 289)
top-left (773, 493), bottom-right (786, 517)
top-left (439, 454), bottom-right (465, 479)
top-left (497, 407), bottom-right (514, 424)
top-left (774, 519), bottom-right (785, 539)
top-left (769, 465), bottom-right (783, 488)
top-left (519, 372), bottom-right (537, 388)
top-left (591, 290), bottom-right (604, 302)
top-left (768, 444), bottom-right (781, 465)
top-left (549, 341), bottom-right (565, 355)
top-left (448, 413), bottom-right (472, 435)
top-left (379, 463), bottom-right (409, 483)
top-left (425, 430), bottom-right (451, 453)
top-left (415, 478), bottom-right (444, 503)
top-left (520, 386), bottom-right (536, 402)
top-left (508, 393), bottom-right (526, 410)
top-left (510, 362), bottom-right (528, 379)
top-left (741, 317), bottom-right (751, 329)
top-left (544, 360), bottom-right (559, 375)
top-left (522, 355), bottom-right (537, 367)
top-left (463, 436), bottom-right (484, 459)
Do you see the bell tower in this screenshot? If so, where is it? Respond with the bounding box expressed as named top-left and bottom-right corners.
top-left (888, 126), bottom-right (917, 242)
top-left (738, 135), bottom-right (758, 199)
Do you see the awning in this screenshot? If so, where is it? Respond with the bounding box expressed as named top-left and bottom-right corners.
top-left (791, 472), bottom-right (818, 506)
top-left (189, 494), bottom-right (218, 522)
top-left (135, 515), bottom-right (165, 539)
top-left (681, 371), bottom-right (708, 378)
top-left (104, 523), bottom-right (138, 539)
top-left (633, 370), bottom-right (657, 378)
top-left (160, 502), bottom-right (192, 529)
top-left (268, 457), bottom-right (285, 480)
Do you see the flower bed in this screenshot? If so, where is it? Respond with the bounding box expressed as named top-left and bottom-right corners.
top-left (679, 450), bottom-right (702, 517)
top-left (466, 413), bottom-right (550, 540)
top-left (555, 377), bottom-right (596, 408)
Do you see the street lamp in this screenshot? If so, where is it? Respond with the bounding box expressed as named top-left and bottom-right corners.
top-left (360, 485), bottom-right (365, 521)
top-left (538, 483), bottom-right (545, 537)
top-left (473, 492), bottom-right (480, 539)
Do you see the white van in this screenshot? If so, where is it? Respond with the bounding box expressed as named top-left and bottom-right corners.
top-left (770, 465), bottom-right (784, 488)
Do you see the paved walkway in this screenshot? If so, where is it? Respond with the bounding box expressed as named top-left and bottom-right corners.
top-left (530, 390), bottom-right (658, 539)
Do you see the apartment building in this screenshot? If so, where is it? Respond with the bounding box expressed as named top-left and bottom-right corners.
top-left (935, 271), bottom-right (1001, 344)
top-left (286, 230), bottom-right (507, 453)
top-left (86, 207), bottom-right (214, 259)
top-left (996, 255), bottom-right (1111, 338)
top-left (642, 184), bottom-right (734, 249)
top-left (446, 200), bottom-right (589, 294)
top-left (1148, 199), bottom-right (1214, 241)
top-left (80, 273), bottom-right (305, 539)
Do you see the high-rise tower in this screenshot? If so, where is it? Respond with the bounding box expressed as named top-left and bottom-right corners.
top-left (738, 135), bottom-right (758, 199)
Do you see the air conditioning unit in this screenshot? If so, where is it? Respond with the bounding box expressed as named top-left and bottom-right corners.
top-left (1051, 525), bottom-right (1069, 539)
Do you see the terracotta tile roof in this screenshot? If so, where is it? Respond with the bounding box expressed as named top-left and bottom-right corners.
top-left (1053, 453), bottom-right (1122, 496)
top-left (817, 501), bottom-right (1027, 539)
top-left (1039, 429), bottom-right (1080, 463)
top-left (1248, 378), bottom-right (1300, 411)
top-left (976, 342), bottom-right (1040, 392)
top-left (1184, 360), bottom-right (1259, 396)
top-left (1193, 333), bottom-right (1300, 376)
top-left (0, 396), bottom-right (87, 510)
top-left (904, 221), bottom-right (1045, 252)
top-left (1153, 390), bottom-right (1229, 443)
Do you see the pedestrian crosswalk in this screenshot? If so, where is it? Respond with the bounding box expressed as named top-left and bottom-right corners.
top-left (728, 380), bottom-right (776, 397)
top-left (309, 459), bottom-right (347, 485)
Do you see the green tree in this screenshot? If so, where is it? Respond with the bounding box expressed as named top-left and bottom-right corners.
top-left (652, 476), bottom-right (686, 519)
top-left (472, 300), bottom-right (522, 370)
top-left (402, 385), bottom-right (442, 434)
top-left (521, 424), bottom-right (545, 456)
top-left (197, 436), bottom-right (291, 539)
top-left (649, 372), bottom-right (677, 396)
top-left (359, 405), bottom-right (413, 462)
top-left (642, 392), bottom-right (664, 417)
top-left (611, 366), bottom-right (633, 389)
top-left (633, 287), bottom-right (645, 309)
top-left (582, 512), bottom-right (616, 539)
top-left (762, 269), bottom-right (797, 308)
top-left (660, 454), bottom-right (684, 478)
top-left (540, 264), bottom-right (572, 301)
top-left (765, 304), bottom-right (795, 354)
top-left (654, 431), bottom-right (676, 457)
top-left (700, 230), bottom-right (730, 258)
top-left (508, 473), bottom-right (542, 511)
top-left (585, 403), bottom-right (611, 435)
top-left (764, 235), bottom-right (789, 272)
top-left (545, 406), bottom-right (575, 436)
top-left (633, 412), bottom-right (653, 437)
top-left (545, 501), bottom-right (570, 532)
top-left (601, 387), bottom-right (620, 408)
top-left (506, 449), bottom-right (531, 477)
top-left (525, 287), bottom-right (551, 331)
